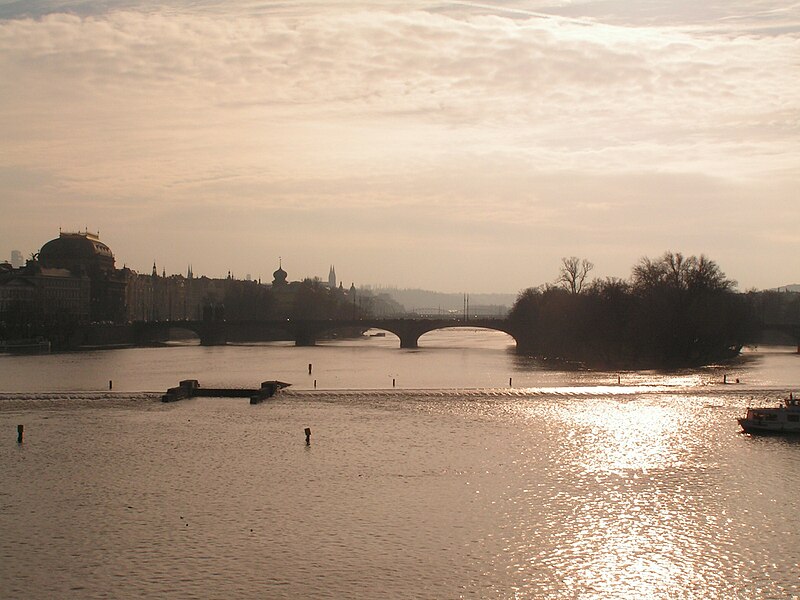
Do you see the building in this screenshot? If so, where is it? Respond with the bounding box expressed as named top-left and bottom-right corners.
top-left (0, 260), bottom-right (91, 338)
top-left (3, 231), bottom-right (380, 345)
top-left (38, 230), bottom-right (126, 322)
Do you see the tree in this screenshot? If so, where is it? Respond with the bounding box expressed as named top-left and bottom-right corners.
top-left (509, 252), bottom-right (756, 368)
top-left (557, 257), bottom-right (594, 294)
top-left (631, 252), bottom-right (734, 293)
top-left (630, 252), bottom-right (744, 365)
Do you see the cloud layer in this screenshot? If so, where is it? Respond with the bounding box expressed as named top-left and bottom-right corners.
top-left (1, 1), bottom-right (798, 290)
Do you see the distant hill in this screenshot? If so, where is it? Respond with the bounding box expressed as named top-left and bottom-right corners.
top-left (368, 287), bottom-right (518, 316)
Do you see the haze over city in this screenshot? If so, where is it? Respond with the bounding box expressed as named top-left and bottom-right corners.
top-left (2, 1), bottom-right (798, 292)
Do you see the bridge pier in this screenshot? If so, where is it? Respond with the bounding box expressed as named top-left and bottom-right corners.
top-left (199, 323), bottom-right (228, 346)
top-left (399, 334), bottom-right (419, 349)
top-left (295, 334), bottom-right (316, 347)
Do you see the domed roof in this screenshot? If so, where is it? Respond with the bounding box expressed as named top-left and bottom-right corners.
top-left (272, 259), bottom-right (287, 286)
top-left (39, 231), bottom-right (115, 274)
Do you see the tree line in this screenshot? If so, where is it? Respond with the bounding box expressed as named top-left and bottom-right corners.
top-left (508, 252), bottom-right (759, 368)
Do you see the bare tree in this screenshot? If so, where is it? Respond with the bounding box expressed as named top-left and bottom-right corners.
top-left (557, 256), bottom-right (594, 294)
top-left (632, 251), bottom-right (734, 293)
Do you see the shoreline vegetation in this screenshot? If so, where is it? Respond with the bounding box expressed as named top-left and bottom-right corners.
top-left (509, 252), bottom-right (759, 370)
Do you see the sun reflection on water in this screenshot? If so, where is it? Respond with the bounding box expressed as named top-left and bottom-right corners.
top-left (503, 394), bottom-right (721, 598)
top-left (569, 402), bottom-right (685, 474)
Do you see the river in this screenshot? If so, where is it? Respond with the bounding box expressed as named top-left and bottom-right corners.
top-left (1, 329), bottom-right (799, 599)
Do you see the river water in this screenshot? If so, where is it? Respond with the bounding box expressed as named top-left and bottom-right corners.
top-left (1, 329), bottom-right (799, 599)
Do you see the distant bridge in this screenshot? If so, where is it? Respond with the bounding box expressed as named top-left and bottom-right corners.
top-left (132, 317), bottom-right (519, 349)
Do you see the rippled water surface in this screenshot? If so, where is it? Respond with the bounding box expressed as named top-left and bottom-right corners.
top-left (1, 332), bottom-right (799, 599)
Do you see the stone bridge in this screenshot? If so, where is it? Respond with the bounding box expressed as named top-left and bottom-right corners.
top-left (132, 317), bottom-right (519, 349)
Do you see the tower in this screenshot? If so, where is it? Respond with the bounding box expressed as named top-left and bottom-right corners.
top-left (328, 265), bottom-right (337, 289)
top-left (272, 258), bottom-right (287, 286)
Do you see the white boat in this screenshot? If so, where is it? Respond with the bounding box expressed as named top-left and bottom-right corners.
top-left (738, 394), bottom-right (800, 435)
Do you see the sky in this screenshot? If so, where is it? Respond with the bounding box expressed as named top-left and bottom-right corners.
top-left (1, 1), bottom-right (798, 293)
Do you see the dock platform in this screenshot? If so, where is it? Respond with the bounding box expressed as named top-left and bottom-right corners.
top-left (161, 379), bottom-right (291, 403)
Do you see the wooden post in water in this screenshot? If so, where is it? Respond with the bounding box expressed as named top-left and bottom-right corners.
top-left (305, 427), bottom-right (311, 445)
top-left (509, 377), bottom-right (512, 387)
top-left (314, 379), bottom-right (317, 389)
top-left (392, 378), bottom-right (396, 388)
top-left (17, 424), bottom-right (23, 444)
top-left (109, 380), bottom-right (113, 390)
top-left (308, 363), bottom-right (312, 375)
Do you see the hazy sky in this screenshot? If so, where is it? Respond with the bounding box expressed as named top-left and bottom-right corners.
top-left (2, 1), bottom-right (798, 292)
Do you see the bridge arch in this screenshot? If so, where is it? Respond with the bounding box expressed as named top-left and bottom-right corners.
top-left (417, 326), bottom-right (517, 348)
top-left (164, 326), bottom-right (201, 344)
top-left (281, 318), bottom-right (520, 349)
top-left (133, 320), bottom-right (222, 346)
top-left (386, 318), bottom-right (519, 349)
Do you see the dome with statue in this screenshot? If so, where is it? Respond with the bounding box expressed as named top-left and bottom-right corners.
top-left (39, 230), bottom-right (115, 275)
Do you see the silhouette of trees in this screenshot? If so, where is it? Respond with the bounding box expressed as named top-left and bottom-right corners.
top-left (223, 280), bottom-right (275, 321)
top-left (291, 278), bottom-right (357, 320)
top-left (747, 289), bottom-right (800, 325)
top-left (628, 252), bottom-right (750, 366)
top-left (510, 252), bottom-right (757, 368)
top-left (557, 256), bottom-right (594, 294)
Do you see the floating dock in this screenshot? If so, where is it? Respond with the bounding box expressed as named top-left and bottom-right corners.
top-left (161, 379), bottom-right (291, 404)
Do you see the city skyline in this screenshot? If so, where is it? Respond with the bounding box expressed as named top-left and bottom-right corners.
top-left (1, 1), bottom-right (798, 293)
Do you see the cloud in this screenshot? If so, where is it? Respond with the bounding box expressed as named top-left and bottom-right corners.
top-left (0, 1), bottom-right (798, 289)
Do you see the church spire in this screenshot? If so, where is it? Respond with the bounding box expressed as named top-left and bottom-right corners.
top-left (328, 265), bottom-right (337, 289)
